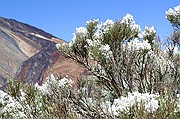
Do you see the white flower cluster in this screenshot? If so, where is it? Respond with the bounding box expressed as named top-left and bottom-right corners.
top-left (86, 19), bottom-right (99, 25)
top-left (86, 19), bottom-right (114, 40)
top-left (56, 43), bottom-right (61, 49)
top-left (142, 26), bottom-right (156, 40)
top-left (86, 39), bottom-right (101, 47)
top-left (103, 92), bottom-right (159, 116)
top-left (86, 39), bottom-right (112, 59)
top-left (56, 26), bottom-right (89, 50)
top-left (120, 13), bottom-right (141, 32)
top-left (99, 44), bottom-right (111, 53)
top-left (126, 38), bottom-right (151, 50)
top-left (166, 5), bottom-right (180, 17)
top-left (35, 74), bottom-right (73, 95)
top-left (99, 44), bottom-right (112, 59)
top-left (98, 19), bottom-right (114, 33)
top-left (103, 19), bottom-right (114, 27)
top-left (120, 13), bottom-right (134, 24)
top-left (75, 27), bottom-right (87, 35)
top-left (56, 42), bottom-right (71, 51)
top-left (56, 15), bottom-right (157, 63)
top-left (0, 90), bottom-right (28, 118)
top-left (58, 77), bottom-right (74, 87)
top-left (68, 27), bottom-right (88, 47)
top-left (35, 74), bottom-right (56, 95)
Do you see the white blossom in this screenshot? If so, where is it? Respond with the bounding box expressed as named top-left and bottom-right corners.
top-left (174, 5), bottom-right (180, 13)
top-left (86, 39), bottom-right (101, 47)
top-left (166, 8), bottom-right (177, 17)
top-left (101, 19), bottom-right (114, 32)
top-left (35, 82), bottom-right (50, 95)
top-left (142, 26), bottom-right (156, 38)
top-left (142, 40), bottom-right (151, 49)
top-left (58, 77), bottom-right (74, 87)
top-left (0, 90), bottom-right (28, 118)
top-left (0, 90), bottom-right (8, 105)
top-left (99, 44), bottom-right (112, 59)
top-left (99, 44), bottom-right (111, 52)
top-left (56, 42), bottom-right (67, 49)
top-left (166, 5), bottom-right (180, 18)
top-left (126, 38), bottom-right (151, 50)
top-left (131, 22), bottom-right (141, 32)
top-left (103, 19), bottom-right (114, 27)
top-left (19, 89), bottom-right (26, 102)
top-left (56, 43), bottom-right (61, 49)
top-left (86, 19), bottom-right (99, 25)
top-left (103, 92), bottom-right (159, 116)
top-left (35, 74), bottom-right (73, 95)
top-left (86, 39), bottom-right (113, 59)
top-left (92, 19), bottom-right (114, 39)
top-left (145, 98), bottom-right (159, 112)
top-left (71, 27), bottom-right (87, 42)
top-left (120, 13), bottom-right (134, 24)
top-left (93, 30), bottom-right (103, 39)
top-left (76, 27), bottom-right (87, 35)
top-left (66, 27), bottom-right (88, 47)
top-left (120, 14), bottom-right (141, 32)
top-left (35, 74), bottom-right (56, 95)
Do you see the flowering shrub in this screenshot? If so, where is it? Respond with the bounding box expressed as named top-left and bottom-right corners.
top-left (0, 5), bottom-right (180, 119)
top-left (166, 5), bottom-right (180, 29)
top-left (0, 76), bottom-right (76, 119)
top-left (56, 5), bottom-right (180, 118)
top-left (0, 90), bottom-right (28, 118)
top-left (35, 74), bottom-right (73, 95)
top-left (57, 12), bottom-right (178, 96)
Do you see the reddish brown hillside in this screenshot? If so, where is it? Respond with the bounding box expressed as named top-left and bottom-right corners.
top-left (0, 17), bottom-right (86, 87)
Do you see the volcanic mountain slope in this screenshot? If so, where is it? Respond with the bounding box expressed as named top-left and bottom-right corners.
top-left (0, 17), bottom-right (85, 87)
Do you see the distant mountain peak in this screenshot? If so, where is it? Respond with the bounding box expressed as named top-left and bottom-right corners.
top-left (0, 17), bottom-right (85, 88)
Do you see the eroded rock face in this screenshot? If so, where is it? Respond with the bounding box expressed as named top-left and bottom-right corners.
top-left (0, 25), bottom-right (28, 86)
top-left (17, 39), bottom-right (59, 84)
top-left (0, 17), bottom-right (86, 87)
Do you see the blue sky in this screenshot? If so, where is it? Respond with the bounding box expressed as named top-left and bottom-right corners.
top-left (0, 1), bottom-right (179, 42)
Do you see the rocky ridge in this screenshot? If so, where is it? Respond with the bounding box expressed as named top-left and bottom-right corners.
top-left (0, 17), bottom-right (85, 87)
